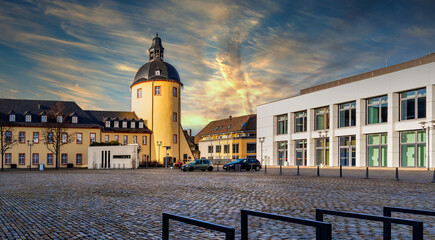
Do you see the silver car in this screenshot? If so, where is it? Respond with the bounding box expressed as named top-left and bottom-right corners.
top-left (181, 159), bottom-right (213, 172)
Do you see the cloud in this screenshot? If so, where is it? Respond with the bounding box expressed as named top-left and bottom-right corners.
top-left (116, 64), bottom-right (139, 73)
top-left (0, 0), bottom-right (434, 135)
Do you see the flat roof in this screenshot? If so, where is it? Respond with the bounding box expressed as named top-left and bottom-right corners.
top-left (300, 53), bottom-right (435, 95)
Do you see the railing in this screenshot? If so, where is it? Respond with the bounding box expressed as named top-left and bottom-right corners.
top-left (241, 209), bottom-right (331, 240)
top-left (162, 213), bottom-right (235, 240)
top-left (316, 208), bottom-right (424, 240)
top-left (383, 207), bottom-right (435, 239)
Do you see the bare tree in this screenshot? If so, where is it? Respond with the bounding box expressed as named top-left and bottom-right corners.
top-left (0, 99), bottom-right (17, 171)
top-left (43, 103), bottom-right (74, 170)
top-left (0, 121), bottom-right (17, 171)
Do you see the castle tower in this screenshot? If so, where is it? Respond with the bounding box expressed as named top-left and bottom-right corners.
top-left (131, 34), bottom-right (193, 164)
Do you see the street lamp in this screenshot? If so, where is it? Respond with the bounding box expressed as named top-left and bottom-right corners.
top-left (317, 131), bottom-right (329, 167)
top-left (259, 137), bottom-right (265, 165)
top-left (157, 141), bottom-right (162, 166)
top-left (27, 139), bottom-right (34, 171)
top-left (420, 121), bottom-right (434, 171)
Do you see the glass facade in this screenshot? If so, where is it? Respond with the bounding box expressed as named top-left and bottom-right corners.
top-left (277, 114), bottom-right (288, 135)
top-left (367, 133), bottom-right (388, 167)
top-left (400, 88), bottom-right (426, 120)
top-left (367, 96), bottom-right (388, 124)
top-left (339, 102), bottom-right (356, 128)
top-left (294, 111), bottom-right (307, 133)
top-left (295, 139), bottom-right (307, 166)
top-left (339, 136), bottom-right (356, 166)
top-left (400, 131), bottom-right (426, 167)
top-left (277, 141), bottom-right (288, 165)
top-left (315, 138), bottom-right (329, 166)
top-left (315, 107), bottom-right (329, 130)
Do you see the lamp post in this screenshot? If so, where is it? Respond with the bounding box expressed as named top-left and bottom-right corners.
top-left (27, 140), bottom-right (34, 171)
top-left (317, 131), bottom-right (329, 167)
top-left (259, 137), bottom-right (265, 165)
top-left (157, 141), bottom-right (162, 166)
top-left (419, 121), bottom-right (434, 171)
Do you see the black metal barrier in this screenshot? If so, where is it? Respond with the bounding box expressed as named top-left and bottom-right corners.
top-left (162, 213), bottom-right (235, 240)
top-left (241, 209), bottom-right (332, 240)
top-left (384, 207), bottom-right (435, 239)
top-left (316, 209), bottom-right (424, 240)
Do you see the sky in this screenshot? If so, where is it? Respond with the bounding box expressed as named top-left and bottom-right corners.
top-left (0, 0), bottom-right (434, 134)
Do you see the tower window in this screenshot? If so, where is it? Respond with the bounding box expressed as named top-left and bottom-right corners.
top-left (173, 112), bottom-right (177, 122)
top-left (173, 134), bottom-right (177, 144)
top-left (155, 86), bottom-right (161, 96)
top-left (155, 69), bottom-right (160, 75)
top-left (137, 88), bottom-right (142, 98)
top-left (173, 87), bottom-right (177, 97)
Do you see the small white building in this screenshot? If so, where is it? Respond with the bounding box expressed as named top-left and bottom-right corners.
top-left (88, 144), bottom-right (139, 169)
top-left (257, 53), bottom-right (435, 168)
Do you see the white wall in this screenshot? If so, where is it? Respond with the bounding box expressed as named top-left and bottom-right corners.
top-left (88, 144), bottom-right (139, 169)
top-left (257, 62), bottom-right (435, 168)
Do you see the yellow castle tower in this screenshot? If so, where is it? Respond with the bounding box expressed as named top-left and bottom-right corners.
top-left (131, 34), bottom-right (194, 165)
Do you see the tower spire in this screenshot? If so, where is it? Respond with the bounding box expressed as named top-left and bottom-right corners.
top-left (149, 33), bottom-right (164, 61)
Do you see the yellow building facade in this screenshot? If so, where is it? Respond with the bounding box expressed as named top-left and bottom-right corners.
top-left (196, 114), bottom-right (257, 161)
top-left (0, 35), bottom-right (193, 169)
top-left (131, 34), bottom-right (193, 164)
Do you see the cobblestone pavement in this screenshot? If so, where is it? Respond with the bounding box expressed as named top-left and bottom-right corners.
top-left (0, 169), bottom-right (434, 239)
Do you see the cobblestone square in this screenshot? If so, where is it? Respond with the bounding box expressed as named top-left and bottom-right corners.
top-left (0, 169), bottom-right (434, 239)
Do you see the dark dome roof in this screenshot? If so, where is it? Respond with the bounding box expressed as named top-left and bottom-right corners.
top-left (132, 61), bottom-right (181, 86)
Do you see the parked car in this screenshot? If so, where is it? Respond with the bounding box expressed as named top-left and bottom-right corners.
top-left (181, 159), bottom-right (214, 172)
top-left (223, 158), bottom-right (261, 171)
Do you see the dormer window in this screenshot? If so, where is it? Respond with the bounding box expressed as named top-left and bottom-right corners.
top-left (139, 122), bottom-right (144, 128)
top-left (122, 121), bottom-right (127, 128)
top-left (155, 69), bottom-right (160, 75)
top-left (25, 115), bottom-right (31, 122)
top-left (131, 122), bottom-right (135, 128)
top-left (105, 121), bottom-right (111, 128)
top-left (41, 115), bottom-right (47, 123)
top-left (57, 116), bottom-right (63, 123)
top-left (114, 121), bottom-right (119, 128)
top-left (72, 116), bottom-right (78, 124)
top-left (9, 114), bottom-right (15, 122)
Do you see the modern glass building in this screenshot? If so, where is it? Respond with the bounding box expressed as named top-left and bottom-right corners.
top-left (257, 53), bottom-right (435, 168)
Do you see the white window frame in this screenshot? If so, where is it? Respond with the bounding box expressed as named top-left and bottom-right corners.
top-left (41, 115), bottom-right (47, 123)
top-left (9, 114), bottom-right (15, 122)
top-left (25, 115), bottom-right (31, 122)
top-left (57, 116), bottom-right (63, 123)
top-left (72, 116), bottom-right (78, 124)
